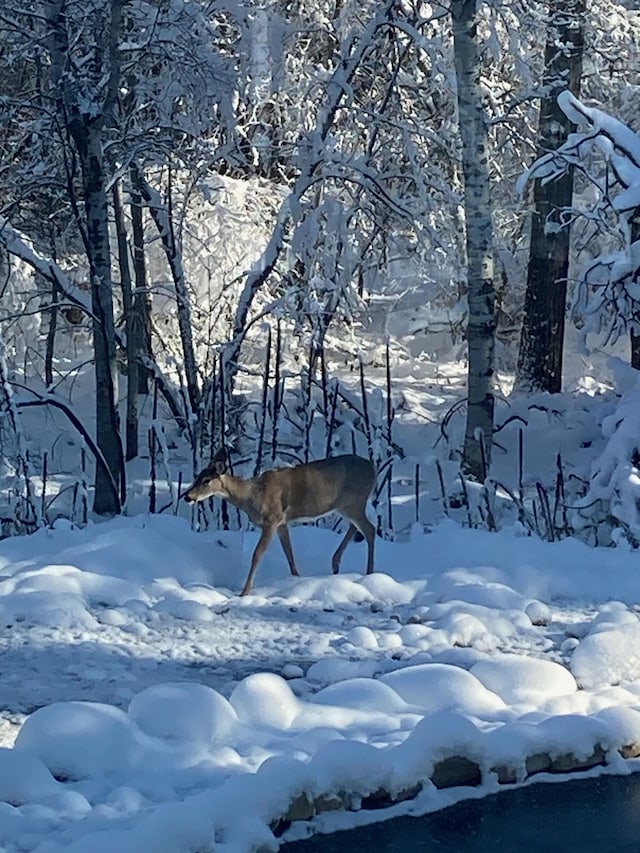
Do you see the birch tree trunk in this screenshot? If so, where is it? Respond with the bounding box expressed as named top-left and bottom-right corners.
top-left (515, 0), bottom-right (585, 392)
top-left (45, 0), bottom-right (124, 514)
top-left (451, 0), bottom-right (496, 480)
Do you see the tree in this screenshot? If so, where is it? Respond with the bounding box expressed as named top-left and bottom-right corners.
top-left (45, 0), bottom-right (124, 514)
top-left (522, 92), bottom-right (640, 367)
top-left (451, 0), bottom-right (496, 480)
top-left (515, 0), bottom-right (586, 392)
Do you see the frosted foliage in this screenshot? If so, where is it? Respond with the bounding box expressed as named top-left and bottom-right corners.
top-left (580, 365), bottom-right (640, 544)
top-left (146, 175), bottom-right (279, 369)
top-left (0, 254), bottom-right (40, 367)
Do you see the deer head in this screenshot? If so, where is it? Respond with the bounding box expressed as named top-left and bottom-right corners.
top-left (183, 448), bottom-right (230, 503)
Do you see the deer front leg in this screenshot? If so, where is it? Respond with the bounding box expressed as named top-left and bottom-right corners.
top-left (277, 525), bottom-right (300, 576)
top-left (240, 525), bottom-right (276, 596)
top-left (332, 524), bottom-right (357, 574)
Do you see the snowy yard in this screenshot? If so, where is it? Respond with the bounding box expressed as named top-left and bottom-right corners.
top-left (2, 513), bottom-right (640, 852)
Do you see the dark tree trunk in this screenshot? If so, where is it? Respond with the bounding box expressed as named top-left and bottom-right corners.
top-left (112, 181), bottom-right (139, 461)
top-left (515, 0), bottom-right (585, 392)
top-left (76, 127), bottom-right (125, 513)
top-left (452, 0), bottom-right (496, 480)
top-left (129, 164), bottom-right (153, 394)
top-left (45, 0), bottom-right (125, 515)
top-left (44, 276), bottom-right (58, 390)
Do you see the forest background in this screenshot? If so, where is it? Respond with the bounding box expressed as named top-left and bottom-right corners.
top-left (1, 0), bottom-right (640, 552)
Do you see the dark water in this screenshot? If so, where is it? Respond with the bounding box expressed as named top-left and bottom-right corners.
top-left (283, 773), bottom-right (640, 853)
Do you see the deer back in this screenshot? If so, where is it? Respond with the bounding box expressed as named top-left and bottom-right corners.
top-left (276, 455), bottom-right (375, 522)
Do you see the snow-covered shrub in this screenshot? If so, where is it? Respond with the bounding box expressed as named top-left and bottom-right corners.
top-left (575, 359), bottom-right (640, 546)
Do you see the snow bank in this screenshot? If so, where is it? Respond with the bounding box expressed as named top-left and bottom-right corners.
top-left (3, 515), bottom-right (640, 851)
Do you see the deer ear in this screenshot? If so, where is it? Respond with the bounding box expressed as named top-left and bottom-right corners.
top-left (210, 447), bottom-right (229, 474)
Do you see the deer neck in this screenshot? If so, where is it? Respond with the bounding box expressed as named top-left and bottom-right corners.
top-left (219, 473), bottom-right (257, 514)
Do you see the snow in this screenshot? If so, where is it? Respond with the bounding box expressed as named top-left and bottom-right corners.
top-left (3, 516), bottom-right (640, 850)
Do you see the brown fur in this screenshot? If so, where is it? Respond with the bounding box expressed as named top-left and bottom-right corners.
top-left (184, 453), bottom-right (376, 596)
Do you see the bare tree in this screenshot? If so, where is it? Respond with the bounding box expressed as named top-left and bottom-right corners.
top-left (45, 0), bottom-right (124, 513)
top-left (451, 0), bottom-right (496, 480)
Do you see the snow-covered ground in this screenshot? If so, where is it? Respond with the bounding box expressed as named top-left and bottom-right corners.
top-left (2, 513), bottom-right (640, 852)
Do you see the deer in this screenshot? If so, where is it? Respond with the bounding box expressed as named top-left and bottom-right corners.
top-left (183, 449), bottom-right (376, 596)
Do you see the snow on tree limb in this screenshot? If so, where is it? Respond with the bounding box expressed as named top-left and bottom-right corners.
top-left (222, 0), bottom-right (399, 395)
top-left (0, 216), bottom-right (93, 320)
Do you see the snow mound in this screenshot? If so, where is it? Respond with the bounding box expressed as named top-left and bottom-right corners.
top-left (393, 711), bottom-right (484, 781)
top-left (346, 626), bottom-right (379, 649)
top-left (230, 673), bottom-right (300, 729)
top-left (571, 621), bottom-right (640, 688)
top-left (470, 654), bottom-right (577, 706)
top-left (14, 702), bottom-right (142, 779)
top-left (380, 663), bottom-right (506, 716)
top-left (128, 683), bottom-right (238, 743)
top-left (314, 678), bottom-right (408, 713)
top-left (0, 747), bottom-right (60, 805)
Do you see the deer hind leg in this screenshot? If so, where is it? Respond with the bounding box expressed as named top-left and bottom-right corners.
top-left (344, 506), bottom-right (376, 575)
top-left (332, 524), bottom-right (357, 574)
top-left (277, 524), bottom-right (300, 577)
top-left (240, 524), bottom-right (276, 596)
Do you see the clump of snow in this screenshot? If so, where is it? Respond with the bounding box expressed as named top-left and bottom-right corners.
top-left (314, 678), bottom-right (408, 713)
top-left (392, 711), bottom-right (484, 782)
top-left (306, 658), bottom-right (378, 684)
top-left (525, 600), bottom-right (551, 626)
top-left (230, 674), bottom-right (300, 729)
top-left (571, 621), bottom-right (640, 688)
top-left (470, 655), bottom-right (577, 706)
top-left (0, 747), bottom-right (61, 805)
top-left (14, 702), bottom-right (143, 780)
top-left (346, 626), bottom-right (379, 649)
top-left (128, 683), bottom-right (238, 743)
top-left (380, 663), bottom-right (507, 717)
top-left (588, 601), bottom-right (638, 634)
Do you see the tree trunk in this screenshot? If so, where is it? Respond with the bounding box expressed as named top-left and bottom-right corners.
top-left (515, 0), bottom-right (585, 392)
top-left (44, 275), bottom-right (58, 390)
top-left (76, 126), bottom-right (125, 513)
top-left (452, 0), bottom-right (496, 481)
top-left (129, 164), bottom-right (153, 394)
top-left (45, 0), bottom-right (125, 515)
top-left (112, 181), bottom-right (139, 461)
top-left (133, 170), bottom-right (200, 418)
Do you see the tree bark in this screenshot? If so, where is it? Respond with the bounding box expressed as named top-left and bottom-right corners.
top-left (451, 0), bottom-right (496, 480)
top-left (515, 0), bottom-right (585, 392)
